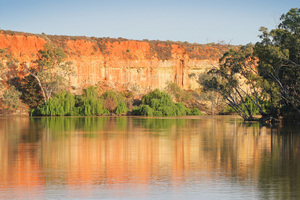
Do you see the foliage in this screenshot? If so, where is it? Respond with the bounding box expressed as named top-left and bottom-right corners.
top-left (133, 89), bottom-right (202, 116)
top-left (101, 90), bottom-right (121, 112)
top-left (254, 8), bottom-right (300, 120)
top-left (0, 48), bottom-right (19, 82)
top-left (9, 76), bottom-right (44, 109)
top-left (115, 102), bottom-right (128, 114)
top-left (190, 108), bottom-right (203, 116)
top-left (201, 44), bottom-right (268, 121)
top-left (198, 73), bottom-right (226, 114)
top-left (25, 44), bottom-right (73, 102)
top-left (133, 105), bottom-right (154, 116)
top-left (0, 49), bottom-right (22, 109)
top-left (201, 8), bottom-right (300, 122)
top-left (165, 82), bottom-right (193, 102)
top-left (79, 87), bottom-right (108, 116)
top-left (220, 105), bottom-right (236, 115)
top-left (33, 87), bottom-right (109, 116)
top-left (33, 91), bottom-right (75, 116)
top-left (32, 87), bottom-right (131, 116)
top-left (2, 85), bottom-right (21, 109)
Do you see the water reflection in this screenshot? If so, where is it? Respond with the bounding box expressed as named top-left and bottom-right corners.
top-left (0, 116), bottom-right (299, 199)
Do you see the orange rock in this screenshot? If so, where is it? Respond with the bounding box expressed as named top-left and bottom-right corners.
top-left (0, 31), bottom-right (235, 94)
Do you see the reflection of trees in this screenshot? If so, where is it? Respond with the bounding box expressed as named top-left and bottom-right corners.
top-left (1, 116), bottom-right (300, 198)
top-left (199, 118), bottom-right (263, 181)
top-left (258, 132), bottom-right (300, 199)
top-left (35, 117), bottom-right (187, 137)
top-left (0, 117), bottom-right (45, 197)
top-left (133, 117), bottom-right (186, 133)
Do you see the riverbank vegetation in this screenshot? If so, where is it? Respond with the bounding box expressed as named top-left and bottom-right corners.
top-left (201, 8), bottom-right (300, 123)
top-left (1, 8), bottom-right (299, 122)
top-left (30, 87), bottom-right (201, 117)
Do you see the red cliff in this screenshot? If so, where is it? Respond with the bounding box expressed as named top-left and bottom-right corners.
top-left (0, 30), bottom-right (234, 94)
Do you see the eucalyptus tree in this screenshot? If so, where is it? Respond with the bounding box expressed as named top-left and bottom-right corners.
top-left (201, 44), bottom-right (269, 121)
top-left (254, 8), bottom-right (300, 118)
top-left (25, 44), bottom-right (73, 102)
top-left (202, 8), bottom-right (300, 122)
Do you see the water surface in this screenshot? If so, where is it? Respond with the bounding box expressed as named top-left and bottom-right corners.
top-left (0, 116), bottom-right (299, 199)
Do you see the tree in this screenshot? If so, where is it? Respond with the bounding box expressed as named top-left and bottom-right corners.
top-left (254, 8), bottom-right (300, 119)
top-left (24, 44), bottom-right (73, 102)
top-left (201, 44), bottom-right (270, 121)
top-left (198, 73), bottom-right (226, 115)
top-left (201, 8), bottom-right (300, 122)
top-left (10, 75), bottom-right (44, 109)
top-left (0, 48), bottom-right (19, 82)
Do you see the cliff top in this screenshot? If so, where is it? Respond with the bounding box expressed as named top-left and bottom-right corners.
top-left (0, 30), bottom-right (237, 61)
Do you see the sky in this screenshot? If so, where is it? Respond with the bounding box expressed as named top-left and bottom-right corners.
top-left (0, 0), bottom-right (299, 45)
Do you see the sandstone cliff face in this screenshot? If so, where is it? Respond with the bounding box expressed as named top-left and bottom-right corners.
top-left (0, 31), bottom-right (234, 95)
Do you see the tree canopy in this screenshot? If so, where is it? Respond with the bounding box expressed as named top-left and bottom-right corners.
top-left (201, 8), bottom-right (300, 123)
top-left (25, 44), bottom-right (73, 102)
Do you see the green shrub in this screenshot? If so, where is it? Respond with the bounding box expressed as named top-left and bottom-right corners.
top-left (78, 86), bottom-right (108, 116)
top-left (185, 108), bottom-right (192, 115)
top-left (153, 110), bottom-right (163, 116)
top-left (83, 86), bottom-right (99, 99)
top-left (149, 98), bottom-right (160, 110)
top-left (115, 102), bottom-right (128, 114)
top-left (34, 91), bottom-right (75, 116)
top-left (142, 89), bottom-right (172, 105)
top-left (134, 89), bottom-right (200, 117)
top-left (79, 98), bottom-right (108, 116)
top-left (157, 106), bottom-right (176, 116)
top-left (220, 105), bottom-right (236, 114)
top-left (175, 102), bottom-right (187, 116)
top-left (33, 88), bottom-right (110, 116)
top-left (190, 108), bottom-right (202, 116)
top-left (138, 105), bottom-right (154, 116)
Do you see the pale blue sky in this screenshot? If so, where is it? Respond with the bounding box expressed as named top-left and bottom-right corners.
top-left (0, 0), bottom-right (299, 45)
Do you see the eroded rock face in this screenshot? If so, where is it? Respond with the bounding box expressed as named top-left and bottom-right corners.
top-left (0, 31), bottom-right (234, 95)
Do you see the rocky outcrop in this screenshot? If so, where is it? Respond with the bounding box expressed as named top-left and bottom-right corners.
top-left (0, 30), bottom-right (235, 95)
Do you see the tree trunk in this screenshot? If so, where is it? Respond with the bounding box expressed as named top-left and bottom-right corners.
top-left (31, 74), bottom-right (47, 103)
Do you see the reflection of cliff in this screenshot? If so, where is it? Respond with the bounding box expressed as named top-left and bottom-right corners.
top-left (1, 116), bottom-right (300, 198)
top-left (0, 117), bottom-right (45, 199)
top-left (0, 31), bottom-right (234, 93)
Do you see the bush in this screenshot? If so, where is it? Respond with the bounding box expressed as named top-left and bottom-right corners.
top-left (190, 108), bottom-right (203, 116)
top-left (142, 89), bottom-right (172, 105)
top-left (115, 102), bottom-right (128, 114)
top-left (133, 89), bottom-right (201, 116)
top-left (80, 98), bottom-right (108, 116)
top-left (33, 87), bottom-right (110, 116)
top-left (102, 90), bottom-right (126, 112)
top-left (165, 82), bottom-right (192, 102)
top-left (35, 91), bottom-right (76, 116)
top-left (2, 85), bottom-right (21, 109)
top-left (157, 106), bottom-right (176, 116)
top-left (175, 102), bottom-right (187, 116)
top-left (220, 105), bottom-right (236, 115)
top-left (31, 87), bottom-right (130, 116)
top-left (31, 87), bottom-right (202, 117)
top-left (137, 105), bottom-right (154, 116)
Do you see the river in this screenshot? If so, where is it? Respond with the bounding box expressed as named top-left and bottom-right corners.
top-left (0, 116), bottom-right (299, 199)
